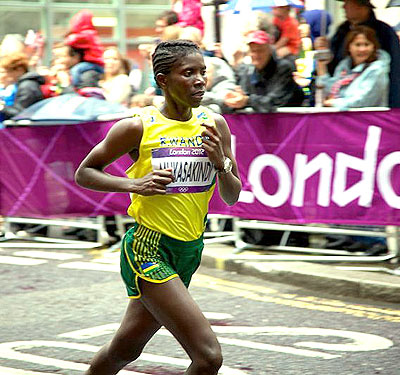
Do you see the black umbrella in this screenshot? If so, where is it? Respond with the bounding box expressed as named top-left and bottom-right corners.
top-left (387, 0), bottom-right (400, 7)
top-left (6, 94), bottom-right (131, 126)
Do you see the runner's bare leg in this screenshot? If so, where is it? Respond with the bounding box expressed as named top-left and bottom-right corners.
top-left (85, 298), bottom-right (161, 375)
top-left (140, 278), bottom-right (223, 375)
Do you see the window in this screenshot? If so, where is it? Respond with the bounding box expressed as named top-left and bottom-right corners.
top-left (52, 10), bottom-right (117, 40)
top-left (0, 11), bottom-right (41, 43)
top-left (52, 0), bottom-right (112, 3)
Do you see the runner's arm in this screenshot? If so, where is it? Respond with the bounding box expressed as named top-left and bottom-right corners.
top-left (75, 117), bottom-right (174, 195)
top-left (201, 114), bottom-right (241, 206)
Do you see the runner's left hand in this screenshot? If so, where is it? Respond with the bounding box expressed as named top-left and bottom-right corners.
top-left (201, 123), bottom-right (225, 171)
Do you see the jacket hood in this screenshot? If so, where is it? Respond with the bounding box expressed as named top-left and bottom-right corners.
top-left (68, 10), bottom-right (96, 33)
top-left (342, 49), bottom-right (391, 74)
top-left (18, 71), bottom-right (46, 85)
top-left (65, 10), bottom-right (104, 66)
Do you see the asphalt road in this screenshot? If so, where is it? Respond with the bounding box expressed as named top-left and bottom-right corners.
top-left (0, 246), bottom-right (399, 375)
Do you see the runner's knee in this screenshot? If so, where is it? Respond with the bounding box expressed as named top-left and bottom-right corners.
top-left (107, 335), bottom-right (145, 364)
top-left (193, 340), bottom-right (223, 373)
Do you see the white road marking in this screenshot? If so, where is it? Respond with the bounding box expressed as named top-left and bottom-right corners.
top-left (0, 341), bottom-right (249, 375)
top-left (59, 312), bottom-right (234, 340)
top-left (13, 251), bottom-right (82, 260)
top-left (0, 256), bottom-right (47, 266)
top-left (58, 261), bottom-right (119, 272)
top-left (59, 323), bottom-right (119, 339)
top-left (58, 322), bottom-right (393, 360)
top-left (0, 366), bottom-right (59, 375)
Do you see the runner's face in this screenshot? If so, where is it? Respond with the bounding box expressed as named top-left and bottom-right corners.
top-left (166, 53), bottom-right (207, 108)
top-left (349, 33), bottom-right (375, 65)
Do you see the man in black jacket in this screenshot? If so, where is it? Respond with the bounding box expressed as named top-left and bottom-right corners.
top-left (0, 52), bottom-right (44, 120)
top-left (315, 0), bottom-right (400, 108)
top-left (223, 30), bottom-right (304, 113)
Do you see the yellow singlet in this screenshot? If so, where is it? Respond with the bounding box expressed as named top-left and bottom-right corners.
top-left (126, 106), bottom-right (217, 241)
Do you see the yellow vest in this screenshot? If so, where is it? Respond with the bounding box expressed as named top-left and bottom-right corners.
top-left (126, 106), bottom-right (217, 241)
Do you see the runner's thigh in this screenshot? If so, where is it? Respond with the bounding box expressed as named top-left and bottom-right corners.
top-left (109, 298), bottom-right (161, 354)
top-left (139, 277), bottom-right (219, 358)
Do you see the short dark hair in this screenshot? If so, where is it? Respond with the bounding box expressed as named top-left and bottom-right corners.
top-left (158, 10), bottom-right (179, 26)
top-left (152, 39), bottom-right (201, 83)
top-left (69, 46), bottom-right (85, 62)
top-left (345, 25), bottom-right (380, 63)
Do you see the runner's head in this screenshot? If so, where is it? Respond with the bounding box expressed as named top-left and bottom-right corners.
top-left (152, 40), bottom-right (201, 84)
top-left (152, 39), bottom-right (206, 107)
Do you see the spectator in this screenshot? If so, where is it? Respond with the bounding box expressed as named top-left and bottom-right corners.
top-left (172, 0), bottom-right (204, 35)
top-left (230, 11), bottom-right (277, 69)
top-left (316, 26), bottom-right (390, 110)
top-left (224, 30), bottom-right (304, 113)
top-left (161, 24), bottom-right (182, 41)
top-left (272, 6), bottom-right (301, 62)
top-left (154, 10), bottom-right (179, 38)
top-left (202, 56), bottom-right (237, 114)
top-left (100, 47), bottom-right (132, 106)
top-left (395, 22), bottom-right (400, 42)
top-left (301, 9), bottom-right (332, 44)
top-left (298, 18), bottom-right (313, 55)
top-left (62, 10), bottom-right (104, 94)
top-left (0, 52), bottom-right (44, 120)
top-left (0, 34), bottom-right (25, 57)
top-left (315, 0), bottom-right (400, 108)
top-left (0, 72), bottom-right (17, 127)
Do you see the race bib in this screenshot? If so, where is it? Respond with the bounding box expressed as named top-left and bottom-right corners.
top-left (151, 147), bottom-right (216, 193)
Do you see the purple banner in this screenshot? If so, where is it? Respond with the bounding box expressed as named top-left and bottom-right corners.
top-left (0, 121), bottom-right (131, 218)
top-left (217, 109), bottom-right (400, 225)
top-left (1, 110), bottom-right (400, 225)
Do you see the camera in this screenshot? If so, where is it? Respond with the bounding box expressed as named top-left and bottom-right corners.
top-left (314, 49), bottom-right (333, 61)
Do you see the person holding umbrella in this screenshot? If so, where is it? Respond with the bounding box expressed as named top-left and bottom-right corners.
top-left (315, 0), bottom-right (400, 108)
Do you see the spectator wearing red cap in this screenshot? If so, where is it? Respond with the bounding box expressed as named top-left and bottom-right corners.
top-left (315, 0), bottom-right (400, 108)
top-left (224, 30), bottom-right (304, 113)
top-left (62, 10), bottom-right (104, 92)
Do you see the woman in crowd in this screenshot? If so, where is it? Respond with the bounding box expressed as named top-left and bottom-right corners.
top-left (0, 52), bottom-right (44, 120)
top-left (100, 47), bottom-right (132, 106)
top-left (316, 25), bottom-right (390, 110)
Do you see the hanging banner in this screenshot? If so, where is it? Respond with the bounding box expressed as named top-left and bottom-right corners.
top-left (1, 110), bottom-right (399, 225)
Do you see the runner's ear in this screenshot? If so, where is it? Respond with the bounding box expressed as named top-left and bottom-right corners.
top-left (155, 73), bottom-right (167, 90)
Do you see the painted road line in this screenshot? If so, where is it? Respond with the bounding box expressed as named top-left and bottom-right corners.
top-left (0, 256), bottom-right (47, 266)
top-left (192, 274), bottom-right (400, 323)
top-left (13, 250), bottom-right (83, 260)
top-left (58, 261), bottom-right (119, 272)
top-left (53, 262), bottom-right (400, 322)
top-left (0, 366), bottom-right (59, 375)
top-left (0, 341), bottom-right (249, 375)
top-left (60, 323), bottom-right (392, 360)
top-left (59, 312), bottom-right (234, 340)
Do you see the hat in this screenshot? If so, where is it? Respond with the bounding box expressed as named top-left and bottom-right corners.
top-left (246, 30), bottom-right (272, 45)
top-left (337, 0), bottom-right (375, 8)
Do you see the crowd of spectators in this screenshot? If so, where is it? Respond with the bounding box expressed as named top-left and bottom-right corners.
top-left (1, 0), bottom-right (400, 128)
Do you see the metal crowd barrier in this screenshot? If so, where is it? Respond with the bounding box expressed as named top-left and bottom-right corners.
top-left (0, 216), bottom-right (110, 249)
top-left (232, 219), bottom-right (400, 263)
top-left (1, 215), bottom-right (399, 268)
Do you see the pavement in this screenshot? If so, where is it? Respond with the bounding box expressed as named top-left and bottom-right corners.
top-left (201, 243), bottom-right (400, 304)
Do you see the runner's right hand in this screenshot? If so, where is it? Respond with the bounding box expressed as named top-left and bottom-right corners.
top-left (131, 169), bottom-right (174, 196)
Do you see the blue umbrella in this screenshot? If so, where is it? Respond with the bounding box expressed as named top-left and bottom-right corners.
top-left (7, 94), bottom-right (130, 126)
top-left (221, 0), bottom-right (304, 14)
top-left (387, 0), bottom-right (400, 6)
